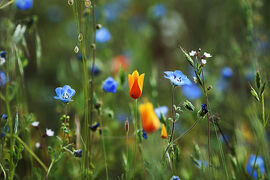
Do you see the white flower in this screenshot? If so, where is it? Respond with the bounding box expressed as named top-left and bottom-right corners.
top-left (46, 129), bottom-right (54, 136)
top-left (201, 59), bottom-right (207, 65)
top-left (0, 57), bottom-right (5, 65)
top-left (203, 52), bottom-right (212, 58)
top-left (193, 76), bottom-right (198, 83)
top-left (31, 121), bottom-right (39, 127)
top-left (189, 50), bottom-right (197, 57)
top-left (35, 142), bottom-right (41, 148)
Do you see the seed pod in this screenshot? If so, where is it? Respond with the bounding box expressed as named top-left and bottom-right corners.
top-left (68, 0), bottom-right (73, 5)
top-left (125, 118), bottom-right (129, 132)
top-left (74, 46), bottom-right (79, 53)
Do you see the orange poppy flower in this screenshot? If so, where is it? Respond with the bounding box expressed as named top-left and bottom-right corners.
top-left (161, 124), bottom-right (168, 139)
top-left (128, 70), bottom-right (144, 99)
top-left (139, 102), bottom-right (160, 133)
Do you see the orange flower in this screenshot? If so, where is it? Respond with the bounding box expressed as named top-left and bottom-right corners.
top-left (161, 124), bottom-right (168, 139)
top-left (112, 55), bottom-right (129, 75)
top-left (139, 102), bottom-right (160, 133)
top-left (128, 70), bottom-right (144, 99)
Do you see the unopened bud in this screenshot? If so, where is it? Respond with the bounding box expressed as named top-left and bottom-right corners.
top-left (125, 118), bottom-right (129, 132)
top-left (193, 77), bottom-right (198, 83)
top-left (91, 43), bottom-right (96, 49)
top-left (74, 46), bottom-right (79, 53)
top-left (207, 85), bottom-right (212, 91)
top-left (85, 0), bottom-right (91, 7)
top-left (78, 33), bottom-right (83, 42)
top-left (96, 24), bottom-right (102, 29)
top-left (68, 0), bottom-right (73, 5)
top-left (183, 100), bottom-right (195, 111)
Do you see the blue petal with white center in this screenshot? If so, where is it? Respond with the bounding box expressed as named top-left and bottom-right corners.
top-left (164, 70), bottom-right (191, 86)
top-left (54, 85), bottom-right (75, 103)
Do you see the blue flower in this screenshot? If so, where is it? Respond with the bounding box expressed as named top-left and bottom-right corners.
top-left (221, 67), bottom-right (233, 78)
top-left (0, 71), bottom-right (7, 87)
top-left (142, 129), bottom-right (147, 140)
top-left (90, 122), bottom-right (100, 132)
top-left (74, 149), bottom-right (82, 157)
top-left (0, 51), bottom-right (7, 58)
top-left (0, 132), bottom-right (5, 138)
top-left (54, 85), bottom-right (75, 103)
top-left (91, 65), bottom-right (100, 76)
top-left (181, 84), bottom-right (202, 100)
top-left (96, 28), bottom-right (111, 43)
top-left (151, 4), bottom-right (167, 18)
top-left (219, 134), bottom-right (230, 143)
top-left (216, 79), bottom-right (229, 91)
top-left (1, 114), bottom-right (8, 120)
top-left (171, 176), bottom-right (180, 180)
top-left (164, 71), bottom-right (191, 86)
top-left (195, 160), bottom-right (208, 168)
top-left (246, 155), bottom-right (265, 178)
top-left (102, 77), bottom-right (118, 93)
top-left (202, 104), bottom-right (208, 112)
top-left (15, 0), bottom-right (33, 10)
top-left (154, 106), bottom-right (168, 119)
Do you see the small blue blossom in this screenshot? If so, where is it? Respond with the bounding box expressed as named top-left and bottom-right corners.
top-left (15, 0), bottom-right (33, 10)
top-left (74, 150), bottom-right (82, 157)
top-left (90, 122), bottom-right (100, 132)
top-left (102, 77), bottom-right (118, 93)
top-left (1, 114), bottom-right (8, 120)
top-left (171, 176), bottom-right (180, 180)
top-left (0, 71), bottom-right (7, 87)
top-left (181, 84), bottom-right (202, 100)
top-left (219, 134), bottom-right (230, 143)
top-left (221, 67), bottom-right (233, 78)
top-left (151, 4), bottom-right (167, 18)
top-left (216, 79), bottom-right (229, 92)
top-left (164, 70), bottom-right (191, 86)
top-left (154, 106), bottom-right (168, 119)
top-left (91, 65), bottom-right (100, 76)
top-left (54, 85), bottom-right (76, 103)
top-left (0, 51), bottom-right (7, 65)
top-left (0, 132), bottom-right (5, 138)
top-left (96, 28), bottom-right (111, 43)
top-left (202, 104), bottom-right (208, 112)
top-left (142, 129), bottom-right (147, 140)
top-left (195, 160), bottom-right (208, 168)
top-left (246, 155), bottom-right (265, 178)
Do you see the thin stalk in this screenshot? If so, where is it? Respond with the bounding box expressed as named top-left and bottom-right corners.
top-left (262, 93), bottom-right (265, 127)
top-left (132, 99), bottom-right (138, 179)
top-left (126, 130), bottom-right (129, 180)
top-left (201, 69), bottom-right (211, 161)
top-left (100, 118), bottom-right (109, 180)
top-left (14, 135), bottom-right (48, 173)
top-left (46, 159), bottom-right (55, 179)
top-left (168, 86), bottom-right (175, 143)
top-left (0, 162), bottom-right (6, 180)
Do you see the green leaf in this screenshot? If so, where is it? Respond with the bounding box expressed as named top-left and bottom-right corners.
top-left (36, 32), bottom-right (42, 69)
top-left (256, 72), bottom-right (261, 89)
top-left (180, 47), bottom-right (194, 67)
top-left (14, 112), bottom-right (19, 134)
top-left (260, 82), bottom-right (266, 97)
top-left (183, 100), bottom-right (195, 111)
top-left (250, 86), bottom-right (260, 101)
top-left (195, 71), bottom-right (203, 86)
top-left (12, 24), bottom-right (26, 43)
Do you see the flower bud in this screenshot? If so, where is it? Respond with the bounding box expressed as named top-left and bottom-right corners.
top-left (85, 0), bottom-right (91, 7)
top-left (74, 46), bottom-right (79, 53)
top-left (78, 33), bottom-right (83, 42)
top-left (125, 118), bottom-right (129, 132)
top-left (183, 100), bottom-right (194, 111)
top-left (96, 24), bottom-right (102, 29)
top-left (68, 0), bottom-right (73, 5)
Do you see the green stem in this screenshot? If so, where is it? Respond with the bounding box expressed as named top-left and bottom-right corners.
top-left (262, 93), bottom-right (265, 127)
top-left (100, 118), bottom-right (109, 180)
top-left (132, 99), bottom-right (138, 179)
top-left (126, 130), bottom-right (129, 180)
top-left (0, 162), bottom-right (6, 180)
top-left (168, 86), bottom-right (175, 143)
top-left (14, 135), bottom-right (48, 173)
top-left (46, 159), bottom-right (55, 179)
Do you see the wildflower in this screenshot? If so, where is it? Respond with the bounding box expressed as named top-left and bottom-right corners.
top-left (54, 85), bottom-right (76, 103)
top-left (0, 132), bottom-right (5, 138)
top-left (154, 106), bottom-right (168, 119)
top-left (142, 129), bottom-right (147, 139)
top-left (246, 155), bottom-right (265, 178)
top-left (45, 129), bottom-right (54, 137)
top-left (151, 4), bottom-right (167, 18)
top-left (74, 149), bottom-right (82, 157)
top-left (112, 55), bottom-right (129, 75)
top-left (96, 28), bottom-right (111, 43)
top-left (221, 67), bottom-right (233, 78)
top-left (202, 52), bottom-right (212, 58)
top-left (0, 51), bottom-right (7, 65)
top-left (0, 71), bottom-right (7, 87)
top-left (160, 124), bottom-right (168, 139)
top-left (181, 84), bottom-right (202, 100)
top-left (171, 176), bottom-right (181, 180)
top-left (201, 59), bottom-right (207, 65)
top-left (102, 77), bottom-right (118, 93)
top-left (139, 102), bottom-right (160, 133)
top-left (35, 142), bottom-right (41, 149)
top-left (31, 121), bottom-right (39, 127)
top-left (195, 160), bottom-right (208, 168)
top-left (189, 50), bottom-right (197, 57)
top-left (199, 104), bottom-right (208, 117)
top-left (89, 122), bottom-right (100, 131)
top-left (164, 70), bottom-right (191, 86)
top-left (1, 114), bottom-right (8, 120)
top-left (15, 0), bottom-right (33, 10)
top-left (128, 70), bottom-right (144, 99)
top-left (193, 76), bottom-right (198, 83)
